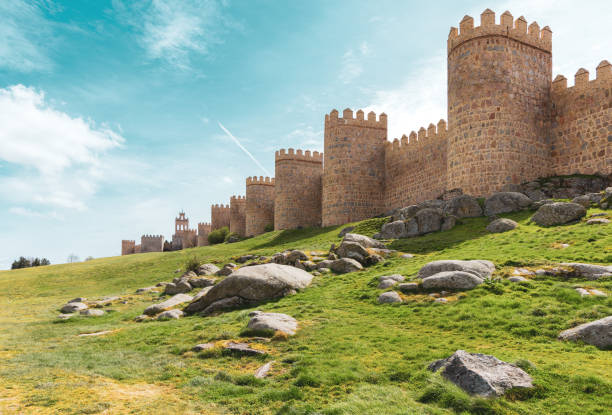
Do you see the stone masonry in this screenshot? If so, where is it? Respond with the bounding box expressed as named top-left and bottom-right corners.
top-left (123, 8), bottom-right (610, 252)
top-left (275, 149), bottom-right (323, 230)
top-left (245, 176), bottom-right (275, 237)
top-left (230, 195), bottom-right (246, 237)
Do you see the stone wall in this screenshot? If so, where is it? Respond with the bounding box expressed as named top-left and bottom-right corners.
top-left (551, 61), bottom-right (612, 176)
top-left (385, 120), bottom-right (448, 211)
top-left (197, 222), bottom-right (211, 246)
top-left (230, 196), bottom-right (246, 237)
top-left (211, 204), bottom-right (230, 231)
top-left (121, 240), bottom-right (135, 255)
top-left (245, 176), bottom-right (275, 236)
top-left (140, 235), bottom-right (164, 253)
top-left (447, 10), bottom-right (553, 196)
top-left (322, 109), bottom-right (387, 226)
top-left (275, 149), bottom-right (323, 230)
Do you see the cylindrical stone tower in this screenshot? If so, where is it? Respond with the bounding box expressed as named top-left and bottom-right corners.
top-left (322, 108), bottom-right (387, 227)
top-left (230, 195), bottom-right (246, 237)
top-left (245, 176), bottom-right (275, 236)
top-left (447, 9), bottom-right (553, 196)
top-left (274, 148), bottom-right (323, 230)
top-left (211, 204), bottom-right (230, 231)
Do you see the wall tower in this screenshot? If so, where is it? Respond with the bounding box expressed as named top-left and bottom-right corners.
top-left (140, 235), bottom-right (164, 253)
top-left (211, 204), bottom-right (231, 231)
top-left (275, 149), bottom-right (323, 230)
top-left (197, 222), bottom-right (211, 246)
top-left (322, 109), bottom-right (387, 226)
top-left (230, 195), bottom-right (246, 237)
top-left (447, 10), bottom-right (553, 195)
top-left (245, 176), bottom-right (275, 236)
top-left (121, 240), bottom-right (136, 255)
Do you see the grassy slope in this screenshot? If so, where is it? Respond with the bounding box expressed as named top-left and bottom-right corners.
top-left (0, 209), bottom-right (611, 415)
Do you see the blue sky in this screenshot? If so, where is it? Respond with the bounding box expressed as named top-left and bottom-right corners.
top-left (0, 0), bottom-right (610, 268)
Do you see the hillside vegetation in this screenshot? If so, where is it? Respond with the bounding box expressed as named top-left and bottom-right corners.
top-left (0, 208), bottom-right (610, 414)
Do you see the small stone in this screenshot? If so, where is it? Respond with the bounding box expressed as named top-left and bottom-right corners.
top-left (590, 289), bottom-right (607, 297)
top-left (434, 298), bottom-right (448, 303)
top-left (192, 343), bottom-right (215, 352)
top-left (378, 274), bottom-right (405, 283)
top-left (134, 314), bottom-right (149, 322)
top-left (377, 279), bottom-right (398, 289)
top-left (486, 218), bottom-right (519, 233)
top-left (61, 302), bottom-right (88, 314)
top-left (247, 312), bottom-right (298, 335)
top-left (535, 269), bottom-right (546, 276)
top-left (397, 283), bottom-right (419, 293)
top-left (400, 254), bottom-right (414, 259)
top-left (224, 342), bottom-right (266, 356)
top-left (57, 313), bottom-right (73, 320)
top-left (136, 286), bottom-right (157, 293)
top-left (80, 309), bottom-right (105, 317)
top-left (575, 288), bottom-right (591, 296)
top-left (156, 309), bottom-right (184, 320)
top-left (586, 218), bottom-right (610, 225)
top-left (509, 276), bottom-right (528, 282)
top-left (78, 330), bottom-right (112, 337)
top-left (422, 271), bottom-right (484, 291)
top-left (144, 293), bottom-right (193, 316)
top-left (197, 263), bottom-right (221, 275)
top-left (378, 291), bottom-right (402, 304)
top-left (254, 361), bottom-right (274, 379)
top-left (318, 267), bottom-right (331, 273)
top-left (68, 297), bottom-right (86, 303)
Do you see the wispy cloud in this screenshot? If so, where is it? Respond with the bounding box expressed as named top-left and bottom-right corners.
top-left (114, 0), bottom-right (239, 70)
top-left (0, 85), bottom-right (125, 210)
top-left (218, 122), bottom-right (272, 177)
top-left (339, 41), bottom-right (371, 84)
top-left (0, 1), bottom-right (54, 72)
top-left (287, 125), bottom-right (323, 152)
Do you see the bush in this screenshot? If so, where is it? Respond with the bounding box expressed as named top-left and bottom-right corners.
top-left (264, 224), bottom-right (274, 232)
top-left (224, 232), bottom-right (240, 243)
top-left (11, 256), bottom-right (50, 269)
top-left (185, 256), bottom-right (201, 273)
top-left (208, 227), bottom-right (229, 245)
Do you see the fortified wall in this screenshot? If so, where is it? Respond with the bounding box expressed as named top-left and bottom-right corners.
top-left (141, 235), bottom-right (164, 253)
top-left (123, 8), bottom-right (610, 254)
top-left (197, 222), bottom-right (211, 247)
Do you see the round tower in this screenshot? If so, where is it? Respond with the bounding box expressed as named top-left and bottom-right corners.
top-left (275, 148), bottom-right (323, 230)
top-left (230, 195), bottom-right (246, 237)
top-left (245, 176), bottom-right (275, 236)
top-left (322, 108), bottom-right (387, 227)
top-left (447, 9), bottom-right (553, 196)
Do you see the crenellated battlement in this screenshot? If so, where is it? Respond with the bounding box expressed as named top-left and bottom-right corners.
top-left (325, 108), bottom-right (387, 130)
top-left (211, 203), bottom-right (230, 210)
top-left (246, 176), bottom-right (275, 186)
top-left (448, 9), bottom-right (552, 54)
top-left (141, 235), bottom-right (163, 239)
top-left (552, 60), bottom-right (611, 93)
top-left (230, 195), bottom-right (246, 202)
top-left (275, 148), bottom-right (323, 162)
top-left (386, 119), bottom-right (448, 154)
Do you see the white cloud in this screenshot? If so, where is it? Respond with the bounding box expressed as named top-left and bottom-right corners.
top-left (286, 125), bottom-right (323, 152)
top-left (115, 0), bottom-right (237, 70)
top-left (364, 54), bottom-right (447, 140)
top-left (339, 41), bottom-right (371, 84)
top-left (0, 1), bottom-right (54, 72)
top-left (0, 85), bottom-right (125, 210)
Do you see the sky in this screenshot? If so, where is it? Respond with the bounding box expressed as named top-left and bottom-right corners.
top-left (0, 0), bottom-right (610, 268)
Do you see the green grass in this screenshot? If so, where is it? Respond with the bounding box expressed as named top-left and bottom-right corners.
top-left (0, 209), bottom-right (611, 414)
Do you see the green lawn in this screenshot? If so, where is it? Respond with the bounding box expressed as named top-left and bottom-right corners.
top-left (0, 209), bottom-right (610, 414)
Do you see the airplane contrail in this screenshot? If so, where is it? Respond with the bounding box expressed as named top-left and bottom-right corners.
top-left (218, 122), bottom-right (272, 177)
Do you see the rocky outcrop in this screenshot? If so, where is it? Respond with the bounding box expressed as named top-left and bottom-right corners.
top-left (531, 202), bottom-right (586, 226)
top-left (342, 233), bottom-right (385, 249)
top-left (184, 264), bottom-right (313, 315)
top-left (421, 271), bottom-right (485, 291)
top-left (428, 350), bottom-right (533, 397)
top-left (443, 195), bottom-right (483, 218)
top-left (328, 258), bottom-right (363, 274)
top-left (559, 263), bottom-right (612, 280)
top-left (247, 311), bottom-right (298, 335)
top-left (197, 264), bottom-right (221, 276)
top-left (558, 316), bottom-right (612, 349)
top-left (144, 293), bottom-right (193, 316)
top-left (157, 309), bottom-right (183, 320)
top-left (418, 260), bottom-right (495, 280)
top-left (486, 218), bottom-right (518, 233)
top-left (484, 192), bottom-right (532, 217)
top-left (379, 208), bottom-right (457, 239)
top-left (509, 176), bottom-right (609, 201)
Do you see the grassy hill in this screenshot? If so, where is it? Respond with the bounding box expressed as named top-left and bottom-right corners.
top-left (0, 208), bottom-right (610, 414)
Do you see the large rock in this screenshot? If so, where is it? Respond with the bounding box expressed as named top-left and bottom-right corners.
top-left (197, 263), bottom-right (220, 276)
top-left (379, 220), bottom-right (408, 239)
top-left (329, 258), bottom-right (363, 274)
top-left (428, 350), bottom-right (533, 397)
top-left (335, 241), bottom-right (370, 264)
top-left (157, 309), bottom-right (184, 320)
top-left (421, 271), bottom-right (484, 291)
top-left (444, 195), bottom-right (482, 218)
top-left (189, 277), bottom-right (215, 288)
top-left (418, 260), bottom-right (495, 280)
top-left (413, 208), bottom-right (444, 235)
top-left (342, 233), bottom-right (385, 249)
top-left (558, 316), bottom-right (612, 349)
top-left (572, 193), bottom-right (603, 208)
top-left (247, 311), bottom-right (298, 335)
top-left (216, 263), bottom-right (237, 276)
top-left (164, 279), bottom-right (192, 295)
top-left (484, 192), bottom-right (532, 216)
top-left (144, 293), bottom-right (193, 316)
top-left (486, 218), bottom-right (518, 233)
top-left (60, 302), bottom-right (88, 313)
top-left (559, 263), bottom-right (612, 280)
top-left (531, 202), bottom-right (586, 226)
top-left (183, 264), bottom-right (313, 315)
top-left (391, 205), bottom-right (420, 221)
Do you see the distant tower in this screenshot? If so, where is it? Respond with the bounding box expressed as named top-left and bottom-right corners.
top-left (245, 176), bottom-right (275, 236)
top-left (322, 109), bottom-right (387, 226)
top-left (275, 148), bottom-right (323, 230)
top-left (230, 196), bottom-right (246, 237)
top-left (197, 222), bottom-right (211, 246)
top-left (140, 235), bottom-right (164, 253)
top-left (175, 211), bottom-right (189, 233)
top-left (172, 211), bottom-right (196, 249)
top-left (211, 204), bottom-right (231, 231)
top-left (121, 240), bottom-right (136, 255)
top-left (447, 10), bottom-right (553, 195)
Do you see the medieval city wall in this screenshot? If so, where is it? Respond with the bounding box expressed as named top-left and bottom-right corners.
top-left (211, 204), bottom-right (231, 231)
top-left (447, 10), bottom-right (553, 196)
top-left (322, 109), bottom-right (387, 226)
top-left (275, 149), bottom-right (323, 230)
top-left (230, 196), bottom-right (246, 237)
top-left (551, 62), bottom-right (612, 176)
top-left (385, 120), bottom-right (448, 211)
top-left (140, 235), bottom-right (164, 253)
top-left (245, 176), bottom-right (275, 236)
top-left (121, 240), bottom-right (136, 255)
top-left (197, 222), bottom-right (211, 246)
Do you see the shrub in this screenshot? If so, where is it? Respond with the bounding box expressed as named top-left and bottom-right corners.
top-left (208, 227), bottom-right (229, 245)
top-left (185, 256), bottom-right (201, 273)
top-left (224, 232), bottom-right (240, 243)
top-left (11, 256), bottom-right (50, 269)
top-left (264, 224), bottom-right (274, 232)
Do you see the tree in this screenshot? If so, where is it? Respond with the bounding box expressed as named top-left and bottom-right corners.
top-left (40, 258), bottom-right (51, 265)
top-left (11, 256), bottom-right (30, 269)
top-left (85, 256), bottom-right (95, 261)
top-left (67, 254), bottom-right (79, 263)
